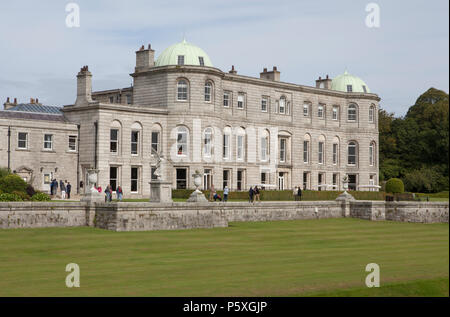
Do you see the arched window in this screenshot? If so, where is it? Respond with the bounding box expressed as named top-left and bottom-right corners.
top-left (347, 141), bottom-right (358, 165)
top-left (332, 136), bottom-right (340, 165)
top-left (177, 79), bottom-right (188, 101)
top-left (236, 127), bottom-right (245, 161)
top-left (369, 142), bottom-right (375, 166)
top-left (151, 123), bottom-right (162, 155)
top-left (318, 135), bottom-right (326, 164)
top-left (369, 105), bottom-right (375, 123)
top-left (177, 126), bottom-right (188, 156)
top-left (110, 120), bottom-right (122, 154)
top-left (348, 104), bottom-right (357, 122)
top-left (223, 126), bottom-right (232, 160)
top-left (204, 82), bottom-right (212, 102)
top-left (303, 134), bottom-right (311, 163)
top-left (203, 127), bottom-right (212, 157)
top-left (131, 122), bottom-right (142, 156)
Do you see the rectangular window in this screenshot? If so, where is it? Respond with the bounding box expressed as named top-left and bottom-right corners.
top-left (110, 129), bottom-right (119, 153)
top-left (131, 131), bottom-right (139, 155)
top-left (333, 173), bottom-right (338, 189)
top-left (279, 98), bottom-right (286, 114)
top-left (362, 85), bottom-right (367, 93)
top-left (261, 97), bottom-right (268, 112)
top-left (110, 167), bottom-right (118, 192)
top-left (223, 170), bottom-right (230, 189)
top-left (279, 138), bottom-right (286, 163)
top-left (237, 135), bottom-right (244, 160)
top-left (44, 134), bottom-right (53, 150)
top-left (237, 94), bottom-right (244, 109)
top-left (347, 85), bottom-right (353, 92)
top-left (318, 105), bottom-right (324, 118)
top-left (126, 95), bottom-right (132, 104)
top-left (177, 130), bottom-right (187, 156)
top-left (261, 172), bottom-right (267, 185)
top-left (303, 172), bottom-right (309, 190)
top-left (332, 107), bottom-right (338, 120)
top-left (237, 170), bottom-right (244, 191)
top-left (223, 134), bottom-right (230, 159)
top-left (109, 96), bottom-right (114, 103)
top-left (18, 132), bottom-right (27, 149)
top-left (318, 173), bottom-right (324, 191)
top-left (131, 167), bottom-right (139, 192)
top-left (303, 141), bottom-right (309, 163)
top-left (204, 83), bottom-right (211, 102)
top-left (223, 92), bottom-right (230, 107)
top-left (177, 55), bottom-right (184, 65)
top-left (333, 143), bottom-right (338, 165)
top-left (198, 56), bottom-right (204, 66)
top-left (151, 131), bottom-right (160, 153)
top-left (303, 104), bottom-right (309, 116)
top-left (176, 168), bottom-right (187, 189)
top-left (318, 142), bottom-right (324, 164)
top-left (348, 174), bottom-right (357, 191)
top-left (68, 135), bottom-right (77, 151)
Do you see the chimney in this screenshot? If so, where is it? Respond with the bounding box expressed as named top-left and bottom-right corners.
top-left (260, 66), bottom-right (280, 81)
top-left (75, 65), bottom-right (93, 106)
top-left (316, 74), bottom-right (332, 89)
top-left (3, 97), bottom-right (15, 110)
top-left (135, 43), bottom-right (155, 71)
top-left (229, 65), bottom-right (237, 74)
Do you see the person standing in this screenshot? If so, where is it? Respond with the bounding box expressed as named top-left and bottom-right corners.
top-left (249, 186), bottom-right (254, 203)
top-left (293, 186), bottom-right (298, 201)
top-left (105, 185), bottom-right (112, 202)
top-left (117, 185), bottom-right (123, 201)
top-left (66, 182), bottom-right (72, 199)
top-left (223, 186), bottom-right (229, 202)
top-left (297, 186), bottom-right (302, 201)
top-left (254, 186), bottom-right (260, 202)
top-left (53, 179), bottom-right (59, 196)
top-left (60, 180), bottom-right (66, 199)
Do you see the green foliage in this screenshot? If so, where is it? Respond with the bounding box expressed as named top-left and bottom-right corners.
top-left (0, 167), bottom-right (11, 179)
top-left (0, 174), bottom-right (28, 194)
top-left (404, 167), bottom-right (449, 193)
top-left (31, 192), bottom-right (51, 202)
top-left (385, 178), bottom-right (405, 194)
top-left (12, 191), bottom-right (29, 201)
top-left (0, 193), bottom-right (23, 202)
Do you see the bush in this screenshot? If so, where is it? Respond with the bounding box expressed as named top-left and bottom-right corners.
top-left (26, 184), bottom-right (36, 197)
top-left (31, 192), bottom-right (51, 202)
top-left (12, 191), bottom-right (30, 201)
top-left (0, 174), bottom-right (27, 194)
top-left (385, 178), bottom-right (405, 194)
top-left (0, 193), bottom-right (23, 202)
top-left (0, 167), bottom-right (11, 179)
top-left (403, 167), bottom-right (449, 193)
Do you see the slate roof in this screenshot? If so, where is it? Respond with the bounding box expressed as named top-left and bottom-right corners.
top-left (0, 103), bottom-right (67, 122)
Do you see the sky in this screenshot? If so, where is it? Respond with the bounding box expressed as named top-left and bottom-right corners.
top-left (0, 0), bottom-right (448, 116)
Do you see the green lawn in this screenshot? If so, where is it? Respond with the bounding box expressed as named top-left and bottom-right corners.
top-left (0, 218), bottom-right (448, 297)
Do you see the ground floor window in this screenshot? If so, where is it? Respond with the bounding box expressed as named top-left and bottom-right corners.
top-left (131, 167), bottom-right (139, 192)
top-left (332, 173), bottom-right (339, 190)
top-left (151, 166), bottom-right (158, 180)
top-left (223, 170), bottom-right (231, 189)
top-left (237, 170), bottom-right (244, 191)
top-left (261, 172), bottom-right (268, 190)
top-left (348, 174), bottom-right (357, 191)
top-left (110, 166), bottom-right (118, 191)
top-left (203, 169), bottom-right (212, 190)
top-left (278, 172), bottom-right (285, 190)
top-left (303, 172), bottom-right (309, 190)
top-left (318, 173), bottom-right (324, 191)
top-left (176, 168), bottom-right (187, 189)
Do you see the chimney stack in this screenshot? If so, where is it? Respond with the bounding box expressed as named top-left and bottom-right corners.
top-left (135, 43), bottom-right (155, 71)
top-left (229, 65), bottom-right (237, 74)
top-left (75, 65), bottom-right (93, 106)
top-left (260, 66), bottom-right (280, 81)
top-left (315, 74), bottom-right (332, 89)
top-left (3, 97), bottom-right (17, 110)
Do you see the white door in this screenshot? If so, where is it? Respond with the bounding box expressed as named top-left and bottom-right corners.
top-left (278, 173), bottom-right (285, 190)
top-left (42, 172), bottom-right (52, 193)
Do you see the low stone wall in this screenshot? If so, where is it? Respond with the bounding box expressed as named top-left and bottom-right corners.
top-left (0, 202), bottom-right (86, 229)
top-left (0, 200), bottom-right (448, 231)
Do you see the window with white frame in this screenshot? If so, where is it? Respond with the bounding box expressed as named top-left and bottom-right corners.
top-left (332, 106), bottom-right (338, 120)
top-left (318, 105), bottom-right (324, 118)
top-left (204, 82), bottom-right (212, 102)
top-left (223, 133), bottom-right (230, 159)
top-left (261, 96), bottom-right (268, 112)
top-left (131, 167), bottom-right (139, 192)
top-left (318, 141), bottom-right (324, 164)
top-left (303, 140), bottom-right (309, 163)
top-left (177, 80), bottom-right (188, 101)
top-left (204, 128), bottom-right (212, 157)
top-left (237, 93), bottom-right (244, 109)
top-left (237, 135), bottom-right (244, 160)
top-left (369, 142), bottom-right (375, 166)
top-left (348, 104), bottom-right (357, 121)
top-left (131, 131), bottom-right (139, 155)
top-left (303, 103), bottom-right (309, 116)
top-left (151, 131), bottom-right (160, 154)
top-left (110, 129), bottom-right (119, 153)
top-left (347, 85), bottom-right (353, 92)
top-left (44, 134), bottom-right (53, 150)
top-left (177, 55), bottom-right (185, 65)
top-left (68, 135), bottom-right (77, 151)
top-left (369, 105), bottom-right (375, 123)
top-left (333, 143), bottom-right (338, 165)
top-left (279, 97), bottom-right (286, 114)
top-left (279, 138), bottom-right (287, 163)
top-left (223, 92), bottom-right (230, 107)
top-left (348, 141), bottom-right (357, 165)
top-left (177, 127), bottom-right (188, 156)
top-left (18, 132), bottom-right (27, 149)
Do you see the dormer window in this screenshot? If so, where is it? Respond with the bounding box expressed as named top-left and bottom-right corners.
top-left (347, 85), bottom-right (353, 92)
top-left (198, 56), bottom-right (204, 66)
top-left (177, 55), bottom-right (185, 65)
top-left (362, 85), bottom-right (367, 93)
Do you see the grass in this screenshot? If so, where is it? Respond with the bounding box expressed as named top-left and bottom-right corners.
top-left (0, 218), bottom-right (448, 297)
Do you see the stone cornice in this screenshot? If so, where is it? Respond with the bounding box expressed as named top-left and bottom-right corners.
top-left (61, 102), bottom-right (169, 115)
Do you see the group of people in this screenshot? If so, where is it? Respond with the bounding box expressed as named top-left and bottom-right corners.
top-left (293, 186), bottom-right (303, 201)
top-left (248, 186), bottom-right (261, 203)
top-left (94, 185), bottom-right (123, 202)
top-left (50, 179), bottom-right (72, 199)
top-left (209, 185), bottom-right (227, 202)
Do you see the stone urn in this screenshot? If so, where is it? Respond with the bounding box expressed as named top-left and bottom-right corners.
top-left (187, 170), bottom-right (208, 202)
top-left (193, 171), bottom-right (202, 191)
top-left (87, 169), bottom-right (99, 193)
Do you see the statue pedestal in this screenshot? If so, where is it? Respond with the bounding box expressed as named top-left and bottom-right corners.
top-left (187, 189), bottom-right (208, 202)
top-left (81, 188), bottom-right (104, 203)
top-left (336, 190), bottom-right (355, 218)
top-left (149, 180), bottom-right (173, 203)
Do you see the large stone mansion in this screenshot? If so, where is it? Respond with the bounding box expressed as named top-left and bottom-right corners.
top-left (0, 40), bottom-right (380, 197)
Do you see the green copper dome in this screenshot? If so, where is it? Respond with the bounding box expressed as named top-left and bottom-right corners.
top-left (331, 71), bottom-right (370, 93)
top-left (155, 39), bottom-right (213, 67)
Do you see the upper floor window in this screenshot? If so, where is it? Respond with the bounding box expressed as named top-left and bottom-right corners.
top-left (110, 129), bottom-right (119, 153)
top-left (204, 82), bottom-right (212, 102)
top-left (177, 80), bottom-right (188, 101)
top-left (332, 106), bottom-right (338, 120)
top-left (303, 140), bottom-right (309, 163)
top-left (131, 131), bottom-right (140, 155)
top-left (348, 104), bottom-right (357, 121)
top-left (151, 131), bottom-right (160, 154)
top-left (237, 93), bottom-right (245, 109)
top-left (223, 134), bottom-right (230, 159)
top-left (279, 138), bottom-right (287, 163)
top-left (177, 126), bottom-right (188, 156)
top-left (318, 141), bottom-right (324, 164)
top-left (369, 105), bottom-right (375, 123)
top-left (18, 132), bottom-right (27, 149)
top-left (223, 92), bottom-right (230, 107)
top-left (198, 56), bottom-right (204, 66)
top-left (318, 105), bottom-right (324, 118)
top-left (303, 104), bottom-right (309, 116)
top-left (348, 141), bottom-right (357, 165)
top-left (68, 135), bottom-right (77, 151)
top-left (332, 143), bottom-right (338, 165)
top-left (279, 97), bottom-right (286, 114)
top-left (109, 96), bottom-right (114, 103)
top-left (204, 128), bottom-right (212, 157)
top-left (177, 55), bottom-right (185, 65)
top-left (44, 134), bottom-right (53, 150)
top-left (347, 85), bottom-right (353, 92)
top-left (261, 96), bottom-right (268, 112)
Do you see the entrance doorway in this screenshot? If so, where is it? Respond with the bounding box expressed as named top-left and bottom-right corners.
top-left (278, 172), bottom-right (285, 190)
top-left (203, 169), bottom-right (212, 190)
